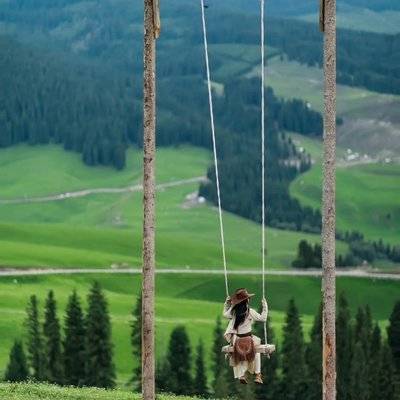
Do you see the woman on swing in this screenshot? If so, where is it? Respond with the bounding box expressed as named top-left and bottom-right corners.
top-left (223, 288), bottom-right (268, 385)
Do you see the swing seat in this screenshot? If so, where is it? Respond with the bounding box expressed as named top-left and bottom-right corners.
top-left (222, 344), bottom-right (276, 355)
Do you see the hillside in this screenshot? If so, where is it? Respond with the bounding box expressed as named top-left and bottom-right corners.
top-left (265, 55), bottom-right (400, 161)
top-left (0, 382), bottom-right (194, 400)
top-left (0, 145), bottom-right (348, 269)
top-left (289, 134), bottom-right (400, 246)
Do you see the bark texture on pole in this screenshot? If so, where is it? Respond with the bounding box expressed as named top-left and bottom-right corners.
top-left (142, 0), bottom-right (157, 399)
top-left (322, 1), bottom-right (337, 400)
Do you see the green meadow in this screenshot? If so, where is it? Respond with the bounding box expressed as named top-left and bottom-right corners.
top-left (289, 134), bottom-right (400, 245)
top-left (266, 55), bottom-right (400, 116)
top-left (0, 144), bottom-right (348, 269)
top-left (0, 273), bottom-right (399, 385)
top-left (298, 9), bottom-right (400, 34)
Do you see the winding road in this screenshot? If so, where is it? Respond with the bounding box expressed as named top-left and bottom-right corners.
top-left (0, 176), bottom-right (207, 205)
top-left (0, 267), bottom-right (399, 280)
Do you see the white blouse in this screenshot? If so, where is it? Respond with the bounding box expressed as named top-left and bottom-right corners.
top-left (223, 300), bottom-right (268, 341)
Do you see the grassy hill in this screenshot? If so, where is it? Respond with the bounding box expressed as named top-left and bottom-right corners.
top-left (265, 55), bottom-right (400, 161)
top-left (0, 272), bottom-right (399, 384)
top-left (298, 8), bottom-right (400, 34)
top-left (289, 134), bottom-right (400, 245)
top-left (0, 382), bottom-right (194, 400)
top-left (0, 144), bottom-right (348, 269)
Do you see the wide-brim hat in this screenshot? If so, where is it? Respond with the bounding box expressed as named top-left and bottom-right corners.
top-left (230, 288), bottom-right (255, 307)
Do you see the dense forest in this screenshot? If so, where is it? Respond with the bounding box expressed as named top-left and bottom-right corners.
top-left (0, 33), bottom-right (322, 228)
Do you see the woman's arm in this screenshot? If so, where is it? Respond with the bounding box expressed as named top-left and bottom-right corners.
top-left (223, 297), bottom-right (233, 319)
top-left (250, 299), bottom-right (268, 322)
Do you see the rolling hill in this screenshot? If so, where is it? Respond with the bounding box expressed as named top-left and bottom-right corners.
top-left (289, 134), bottom-right (400, 246)
top-left (0, 144), bottom-right (348, 269)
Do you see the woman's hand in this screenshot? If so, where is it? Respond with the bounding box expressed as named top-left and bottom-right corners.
top-left (262, 298), bottom-right (267, 307)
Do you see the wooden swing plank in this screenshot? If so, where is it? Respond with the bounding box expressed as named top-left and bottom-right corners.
top-left (221, 344), bottom-right (276, 355)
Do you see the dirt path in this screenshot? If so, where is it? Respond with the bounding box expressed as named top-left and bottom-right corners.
top-left (0, 176), bottom-right (207, 205)
top-left (0, 267), bottom-right (399, 280)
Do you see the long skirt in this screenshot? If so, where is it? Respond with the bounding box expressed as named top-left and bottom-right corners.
top-left (230, 335), bottom-right (261, 379)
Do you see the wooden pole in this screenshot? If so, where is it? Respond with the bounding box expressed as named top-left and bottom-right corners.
top-left (142, 1), bottom-right (160, 399)
top-left (321, 0), bottom-right (337, 400)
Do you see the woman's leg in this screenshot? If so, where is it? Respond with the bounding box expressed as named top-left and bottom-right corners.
top-left (252, 335), bottom-right (261, 374)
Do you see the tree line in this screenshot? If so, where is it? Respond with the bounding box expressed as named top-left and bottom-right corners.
top-left (201, 13), bottom-right (400, 96)
top-left (293, 231), bottom-right (400, 269)
top-left (4, 283), bottom-right (115, 388)
top-left (5, 287), bottom-right (400, 400)
top-left (155, 295), bottom-right (400, 399)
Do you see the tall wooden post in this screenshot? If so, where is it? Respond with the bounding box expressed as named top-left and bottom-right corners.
top-left (142, 1), bottom-right (160, 399)
top-left (321, 0), bottom-right (337, 400)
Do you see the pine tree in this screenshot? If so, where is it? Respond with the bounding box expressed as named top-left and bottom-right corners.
top-left (281, 299), bottom-right (307, 400)
top-left (165, 325), bottom-right (193, 395)
top-left (305, 303), bottom-right (322, 400)
top-left (63, 290), bottom-right (86, 387)
top-left (43, 290), bottom-right (64, 384)
top-left (4, 340), bottom-right (29, 382)
top-left (85, 281), bottom-right (116, 388)
top-left (25, 295), bottom-right (45, 380)
top-left (130, 292), bottom-right (142, 391)
top-left (211, 316), bottom-right (230, 398)
top-left (369, 324), bottom-right (382, 400)
top-left (379, 344), bottom-right (396, 400)
top-left (336, 293), bottom-right (353, 400)
top-left (388, 301), bottom-right (400, 371)
top-left (255, 318), bottom-right (279, 400)
top-left (350, 342), bottom-right (369, 400)
top-left (194, 339), bottom-right (208, 397)
top-left (155, 357), bottom-right (170, 393)
top-left (354, 305), bottom-right (373, 397)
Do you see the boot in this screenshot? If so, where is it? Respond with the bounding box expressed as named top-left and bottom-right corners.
top-left (254, 373), bottom-right (263, 384)
top-left (239, 375), bottom-right (248, 385)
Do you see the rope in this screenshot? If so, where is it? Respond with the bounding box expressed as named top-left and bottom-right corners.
top-left (260, 0), bottom-right (268, 345)
top-left (200, 0), bottom-right (229, 297)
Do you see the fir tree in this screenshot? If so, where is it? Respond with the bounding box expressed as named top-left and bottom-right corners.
top-left (281, 298), bottom-right (307, 400)
top-left (63, 290), bottom-right (86, 387)
top-left (350, 342), bottom-right (369, 400)
top-left (254, 318), bottom-right (279, 400)
top-left (379, 344), bottom-right (396, 400)
top-left (305, 303), bottom-right (322, 400)
top-left (4, 340), bottom-right (29, 382)
top-left (336, 293), bottom-right (353, 400)
top-left (369, 324), bottom-right (382, 400)
top-left (43, 290), bottom-right (64, 384)
top-left (130, 292), bottom-right (142, 391)
top-left (85, 281), bottom-right (116, 388)
top-left (165, 325), bottom-right (193, 395)
top-left (25, 295), bottom-right (45, 380)
top-left (211, 316), bottom-right (230, 398)
top-left (194, 339), bottom-right (208, 397)
top-left (388, 301), bottom-right (400, 371)
top-left (155, 357), bottom-right (170, 393)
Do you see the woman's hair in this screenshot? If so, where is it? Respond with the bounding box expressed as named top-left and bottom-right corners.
top-left (233, 299), bottom-right (249, 330)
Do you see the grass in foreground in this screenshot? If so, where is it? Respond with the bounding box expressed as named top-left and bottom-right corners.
top-left (0, 382), bottom-right (197, 400)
